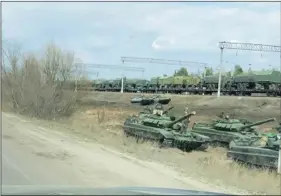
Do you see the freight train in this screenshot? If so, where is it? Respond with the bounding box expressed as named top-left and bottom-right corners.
top-left (92, 70), bottom-right (281, 97)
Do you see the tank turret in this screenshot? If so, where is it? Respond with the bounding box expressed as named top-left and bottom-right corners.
top-left (162, 106), bottom-right (174, 115)
top-left (237, 118), bottom-right (276, 131)
top-left (164, 111), bottom-right (196, 129)
top-left (141, 111), bottom-right (196, 129)
top-left (213, 117), bottom-right (276, 132)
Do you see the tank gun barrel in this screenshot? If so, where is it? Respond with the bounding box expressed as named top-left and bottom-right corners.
top-left (163, 106), bottom-right (174, 114)
top-left (152, 95), bottom-right (160, 99)
top-left (238, 118), bottom-right (276, 131)
top-left (165, 111), bottom-right (196, 128)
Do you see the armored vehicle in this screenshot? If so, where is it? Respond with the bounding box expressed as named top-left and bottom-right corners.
top-left (138, 104), bottom-right (175, 121)
top-left (124, 111), bottom-right (211, 152)
top-left (191, 117), bottom-right (276, 145)
top-left (155, 96), bottom-right (171, 105)
top-left (217, 112), bottom-right (252, 125)
top-left (131, 95), bottom-right (144, 104)
top-left (227, 133), bottom-right (280, 168)
top-left (131, 94), bottom-right (171, 106)
top-left (130, 95), bottom-right (158, 105)
top-left (140, 95), bottom-right (160, 105)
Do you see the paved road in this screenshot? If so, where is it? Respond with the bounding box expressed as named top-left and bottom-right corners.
top-left (2, 112), bottom-right (226, 193)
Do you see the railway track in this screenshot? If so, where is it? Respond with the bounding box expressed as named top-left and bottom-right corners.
top-left (92, 88), bottom-right (281, 98)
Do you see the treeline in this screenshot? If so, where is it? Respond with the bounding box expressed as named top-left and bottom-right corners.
top-left (171, 65), bottom-right (244, 77)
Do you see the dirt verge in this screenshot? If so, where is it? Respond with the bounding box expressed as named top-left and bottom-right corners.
top-left (3, 92), bottom-right (281, 194)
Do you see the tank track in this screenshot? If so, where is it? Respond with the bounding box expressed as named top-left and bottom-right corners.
top-left (159, 138), bottom-right (173, 148)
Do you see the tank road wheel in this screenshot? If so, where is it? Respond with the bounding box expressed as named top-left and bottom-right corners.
top-left (135, 135), bottom-right (142, 143)
top-left (229, 141), bottom-right (236, 149)
top-left (158, 138), bottom-right (173, 148)
top-left (123, 127), bottom-right (132, 137)
top-left (197, 142), bottom-right (209, 151)
top-left (124, 131), bottom-right (129, 137)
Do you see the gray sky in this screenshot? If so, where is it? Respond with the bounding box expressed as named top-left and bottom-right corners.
top-left (3, 2), bottom-right (280, 79)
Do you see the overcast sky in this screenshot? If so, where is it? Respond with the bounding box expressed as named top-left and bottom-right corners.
top-left (3, 2), bottom-right (280, 79)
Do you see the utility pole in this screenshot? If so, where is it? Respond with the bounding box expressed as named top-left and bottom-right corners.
top-left (203, 66), bottom-right (207, 78)
top-left (121, 72), bottom-right (124, 93)
top-left (218, 41), bottom-right (280, 98)
top-left (217, 45), bottom-right (224, 97)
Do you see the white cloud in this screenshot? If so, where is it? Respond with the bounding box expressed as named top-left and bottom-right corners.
top-left (152, 36), bottom-right (176, 50)
top-left (2, 2), bottom-right (280, 78)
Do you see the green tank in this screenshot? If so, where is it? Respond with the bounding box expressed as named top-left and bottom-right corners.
top-left (130, 95), bottom-right (171, 105)
top-left (123, 111), bottom-right (211, 152)
top-left (139, 95), bottom-right (159, 105)
top-left (217, 112), bottom-right (253, 125)
top-left (227, 133), bottom-right (280, 168)
top-left (130, 95), bottom-right (144, 104)
top-left (155, 96), bottom-right (171, 105)
top-left (191, 117), bottom-right (276, 144)
top-left (138, 105), bottom-right (176, 121)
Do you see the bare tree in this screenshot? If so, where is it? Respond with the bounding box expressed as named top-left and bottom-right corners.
top-left (2, 42), bottom-right (88, 119)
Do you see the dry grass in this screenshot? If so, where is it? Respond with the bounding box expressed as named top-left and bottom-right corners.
top-left (4, 78), bottom-right (280, 194)
top-left (47, 104), bottom-right (281, 195)
top-left (81, 91), bottom-right (281, 121)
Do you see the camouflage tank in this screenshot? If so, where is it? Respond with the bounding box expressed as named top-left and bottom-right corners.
top-left (138, 105), bottom-right (175, 121)
top-left (217, 112), bottom-right (252, 125)
top-left (123, 111), bottom-right (211, 152)
top-left (155, 96), bottom-right (171, 105)
top-left (140, 95), bottom-right (159, 105)
top-left (227, 133), bottom-right (280, 168)
top-left (131, 94), bottom-right (171, 106)
top-left (130, 95), bottom-right (144, 104)
top-left (191, 117), bottom-right (276, 145)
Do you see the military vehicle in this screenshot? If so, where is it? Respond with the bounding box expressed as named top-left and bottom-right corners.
top-left (191, 117), bottom-right (276, 145)
top-left (138, 105), bottom-right (175, 121)
top-left (227, 133), bottom-right (280, 168)
top-left (131, 94), bottom-right (171, 106)
top-left (155, 96), bottom-right (171, 105)
top-left (130, 95), bottom-right (158, 105)
top-left (217, 112), bottom-right (252, 125)
top-left (131, 95), bottom-right (144, 104)
top-left (140, 95), bottom-right (158, 105)
top-left (123, 111), bottom-right (211, 152)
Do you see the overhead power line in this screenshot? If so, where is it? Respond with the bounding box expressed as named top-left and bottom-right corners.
top-left (121, 56), bottom-right (208, 67)
top-left (75, 63), bottom-right (145, 72)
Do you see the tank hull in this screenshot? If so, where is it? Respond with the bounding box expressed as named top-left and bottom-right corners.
top-left (157, 98), bottom-right (171, 105)
top-left (140, 99), bottom-right (155, 105)
top-left (191, 125), bottom-right (251, 144)
top-left (131, 97), bottom-right (143, 103)
top-left (227, 145), bottom-right (278, 168)
top-left (123, 119), bottom-right (209, 152)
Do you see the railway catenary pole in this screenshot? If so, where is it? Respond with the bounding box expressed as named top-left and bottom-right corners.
top-left (74, 63), bottom-right (145, 93)
top-left (217, 41), bottom-right (281, 98)
top-left (217, 47), bottom-right (224, 97)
